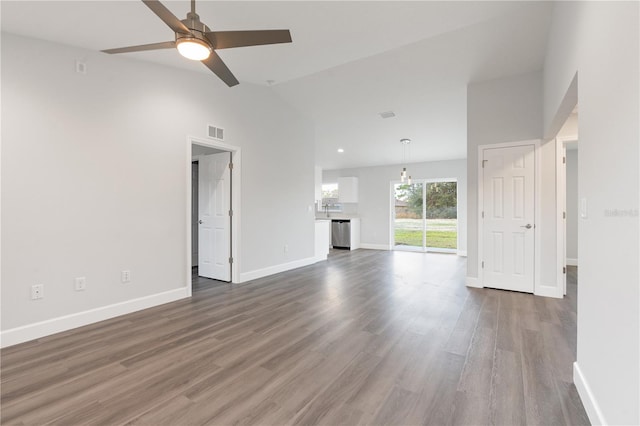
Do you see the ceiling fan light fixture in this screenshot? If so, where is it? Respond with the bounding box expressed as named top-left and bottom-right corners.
top-left (176, 37), bottom-right (212, 61)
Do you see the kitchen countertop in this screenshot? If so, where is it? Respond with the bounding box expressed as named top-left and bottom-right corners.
top-left (315, 216), bottom-right (359, 221)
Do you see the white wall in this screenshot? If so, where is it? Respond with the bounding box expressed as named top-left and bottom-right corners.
top-left (558, 112), bottom-right (579, 138)
top-left (544, 2), bottom-right (639, 424)
top-left (323, 159), bottom-right (467, 253)
top-left (565, 149), bottom-right (578, 262)
top-left (314, 166), bottom-right (322, 205)
top-left (1, 34), bottom-right (315, 340)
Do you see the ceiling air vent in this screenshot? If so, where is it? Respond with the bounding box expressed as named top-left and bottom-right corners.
top-left (379, 111), bottom-right (396, 119)
top-left (207, 125), bottom-right (224, 140)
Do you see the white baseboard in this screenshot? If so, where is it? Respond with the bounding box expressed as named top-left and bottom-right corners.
top-left (0, 287), bottom-right (190, 348)
top-left (240, 256), bottom-right (316, 283)
top-left (466, 276), bottom-right (482, 288)
top-left (574, 362), bottom-right (607, 425)
top-left (359, 243), bottom-right (391, 250)
top-left (315, 254), bottom-right (328, 263)
top-left (534, 283), bottom-right (563, 299)
top-left (457, 250), bottom-right (467, 257)
top-left (567, 258), bottom-right (578, 266)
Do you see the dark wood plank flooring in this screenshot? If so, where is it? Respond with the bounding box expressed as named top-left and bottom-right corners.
top-left (1, 251), bottom-right (589, 425)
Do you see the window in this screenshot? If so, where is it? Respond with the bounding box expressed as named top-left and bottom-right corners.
top-left (320, 183), bottom-right (342, 212)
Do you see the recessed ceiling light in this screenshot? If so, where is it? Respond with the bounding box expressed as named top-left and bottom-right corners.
top-left (337, 148), bottom-right (344, 153)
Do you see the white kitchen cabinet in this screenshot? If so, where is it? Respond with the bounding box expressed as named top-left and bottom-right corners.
top-left (314, 220), bottom-right (330, 262)
top-left (338, 177), bottom-right (358, 203)
top-left (349, 218), bottom-right (361, 250)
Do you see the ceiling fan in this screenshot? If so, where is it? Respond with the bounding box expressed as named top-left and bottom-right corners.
top-left (102, 0), bottom-right (292, 87)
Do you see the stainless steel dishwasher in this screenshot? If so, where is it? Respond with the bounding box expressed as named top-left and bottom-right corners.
top-left (331, 220), bottom-right (351, 249)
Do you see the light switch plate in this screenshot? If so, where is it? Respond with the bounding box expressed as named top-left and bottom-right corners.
top-left (75, 277), bottom-right (86, 291)
top-left (580, 198), bottom-right (588, 218)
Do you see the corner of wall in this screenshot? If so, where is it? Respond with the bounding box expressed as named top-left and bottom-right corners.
top-left (574, 362), bottom-right (607, 425)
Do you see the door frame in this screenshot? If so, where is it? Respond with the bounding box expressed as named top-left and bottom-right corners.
top-left (556, 135), bottom-right (578, 296)
top-left (186, 136), bottom-right (241, 295)
top-left (389, 178), bottom-right (458, 253)
top-left (477, 139), bottom-right (542, 294)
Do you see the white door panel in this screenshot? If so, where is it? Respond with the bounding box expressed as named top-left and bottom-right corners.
top-left (198, 153), bottom-right (231, 281)
top-left (482, 145), bottom-right (535, 293)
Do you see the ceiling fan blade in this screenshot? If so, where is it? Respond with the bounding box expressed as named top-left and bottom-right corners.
top-left (205, 30), bottom-right (292, 50)
top-left (142, 0), bottom-right (191, 35)
top-left (202, 51), bottom-right (239, 87)
top-left (101, 41), bottom-right (176, 54)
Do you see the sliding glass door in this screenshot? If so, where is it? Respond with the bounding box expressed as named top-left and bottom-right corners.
top-left (393, 180), bottom-right (457, 252)
top-left (393, 182), bottom-right (425, 250)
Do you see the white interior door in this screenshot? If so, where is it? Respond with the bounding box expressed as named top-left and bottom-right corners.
top-left (198, 152), bottom-right (231, 281)
top-left (482, 145), bottom-right (535, 293)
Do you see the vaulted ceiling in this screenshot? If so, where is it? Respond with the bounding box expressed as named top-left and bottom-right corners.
top-left (1, 1), bottom-right (554, 169)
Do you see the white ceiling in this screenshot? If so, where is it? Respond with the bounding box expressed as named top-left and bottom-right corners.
top-left (1, 1), bottom-right (554, 170)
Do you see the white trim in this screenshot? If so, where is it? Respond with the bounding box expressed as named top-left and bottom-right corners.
top-left (239, 256), bottom-right (317, 283)
top-left (457, 250), bottom-right (468, 257)
top-left (427, 248), bottom-right (457, 254)
top-left (574, 362), bottom-right (607, 425)
top-left (0, 288), bottom-right (189, 348)
top-left (567, 258), bottom-right (578, 266)
top-left (360, 243), bottom-right (392, 250)
top-left (556, 138), bottom-right (565, 296)
top-left (187, 136), bottom-right (242, 285)
top-left (466, 276), bottom-right (482, 288)
top-left (477, 140), bottom-right (544, 295)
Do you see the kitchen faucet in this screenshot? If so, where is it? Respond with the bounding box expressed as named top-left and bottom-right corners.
top-left (323, 203), bottom-right (330, 218)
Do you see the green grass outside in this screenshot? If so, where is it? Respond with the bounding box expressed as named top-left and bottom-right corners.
top-left (394, 229), bottom-right (457, 249)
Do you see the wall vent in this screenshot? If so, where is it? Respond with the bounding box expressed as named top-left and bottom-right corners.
top-left (207, 125), bottom-right (225, 140)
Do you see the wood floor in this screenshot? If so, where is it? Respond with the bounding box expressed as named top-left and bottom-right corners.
top-left (1, 250), bottom-right (589, 425)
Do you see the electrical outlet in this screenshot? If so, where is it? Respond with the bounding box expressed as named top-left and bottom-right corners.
top-left (75, 60), bottom-right (87, 74)
top-left (284, 244), bottom-right (289, 253)
top-left (75, 277), bottom-right (86, 291)
top-left (121, 270), bottom-right (131, 283)
top-left (31, 284), bottom-right (44, 300)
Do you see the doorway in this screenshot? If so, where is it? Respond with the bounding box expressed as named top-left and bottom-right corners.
top-left (556, 132), bottom-right (579, 295)
top-left (392, 179), bottom-right (458, 253)
top-left (187, 137), bottom-right (241, 291)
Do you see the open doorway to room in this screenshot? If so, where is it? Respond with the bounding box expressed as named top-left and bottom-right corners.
top-left (392, 179), bottom-right (458, 253)
top-left (189, 138), bottom-right (241, 291)
top-left (556, 106), bottom-right (579, 295)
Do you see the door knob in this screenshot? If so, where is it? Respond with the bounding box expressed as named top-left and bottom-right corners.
top-left (198, 220), bottom-right (203, 224)
top-left (521, 224), bottom-right (532, 229)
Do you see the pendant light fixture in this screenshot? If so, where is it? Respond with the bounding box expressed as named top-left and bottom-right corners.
top-left (400, 138), bottom-right (412, 184)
